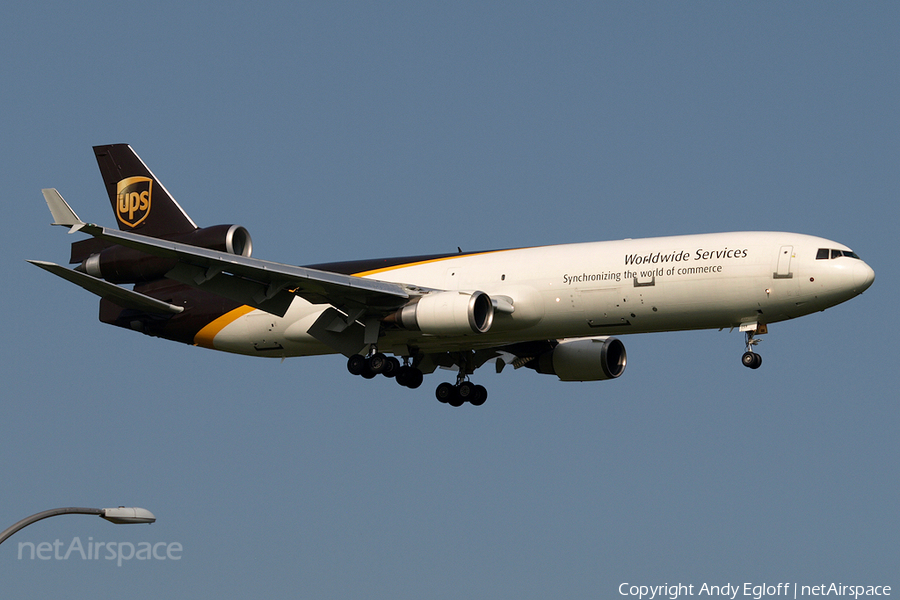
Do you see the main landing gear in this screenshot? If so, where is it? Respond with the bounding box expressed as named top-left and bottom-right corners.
top-left (435, 378), bottom-right (487, 408)
top-left (347, 352), bottom-right (423, 389)
top-left (433, 352), bottom-right (488, 407)
top-left (346, 350), bottom-right (488, 406)
top-left (741, 330), bottom-right (763, 369)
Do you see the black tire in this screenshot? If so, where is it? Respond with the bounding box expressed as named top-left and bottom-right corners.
top-left (435, 382), bottom-right (455, 403)
top-left (347, 354), bottom-right (366, 375)
top-left (752, 353), bottom-right (763, 369)
top-left (367, 353), bottom-right (386, 374)
top-left (381, 356), bottom-right (401, 378)
top-left (470, 385), bottom-right (488, 406)
top-left (406, 368), bottom-right (424, 389)
top-left (448, 389), bottom-right (465, 407)
top-left (396, 366), bottom-right (424, 389)
top-left (741, 352), bottom-right (756, 368)
top-left (457, 381), bottom-right (476, 401)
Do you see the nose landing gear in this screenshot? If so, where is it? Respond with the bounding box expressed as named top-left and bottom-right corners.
top-left (741, 330), bottom-right (763, 369)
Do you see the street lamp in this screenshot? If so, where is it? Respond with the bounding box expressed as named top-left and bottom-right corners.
top-left (0, 507), bottom-right (156, 545)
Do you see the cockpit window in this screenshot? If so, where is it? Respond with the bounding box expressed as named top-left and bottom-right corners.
top-left (817, 248), bottom-right (861, 260)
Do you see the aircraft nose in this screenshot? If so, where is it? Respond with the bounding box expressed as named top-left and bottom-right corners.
top-left (856, 260), bottom-right (875, 292)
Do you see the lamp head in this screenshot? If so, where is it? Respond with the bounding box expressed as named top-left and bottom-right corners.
top-left (100, 507), bottom-right (156, 524)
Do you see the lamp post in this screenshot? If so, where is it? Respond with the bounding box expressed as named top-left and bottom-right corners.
top-left (0, 507), bottom-right (156, 545)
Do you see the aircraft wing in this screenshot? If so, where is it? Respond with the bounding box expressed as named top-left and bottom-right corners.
top-left (42, 189), bottom-right (411, 318)
top-left (80, 224), bottom-right (411, 317)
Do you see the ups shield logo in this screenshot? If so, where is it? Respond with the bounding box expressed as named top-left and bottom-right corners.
top-left (116, 176), bottom-right (153, 228)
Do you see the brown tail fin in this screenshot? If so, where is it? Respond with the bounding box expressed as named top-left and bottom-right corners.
top-left (93, 144), bottom-right (197, 237)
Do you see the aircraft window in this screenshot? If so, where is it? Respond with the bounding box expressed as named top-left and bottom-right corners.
top-left (818, 248), bottom-right (861, 260)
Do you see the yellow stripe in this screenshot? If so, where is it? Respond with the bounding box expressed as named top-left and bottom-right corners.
top-left (352, 249), bottom-right (518, 278)
top-left (353, 255), bottom-right (462, 277)
top-left (193, 305), bottom-right (255, 349)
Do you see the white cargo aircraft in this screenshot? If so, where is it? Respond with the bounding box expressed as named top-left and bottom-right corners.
top-left (31, 145), bottom-right (875, 406)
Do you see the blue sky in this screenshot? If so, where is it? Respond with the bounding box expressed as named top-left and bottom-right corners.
top-left (2, 2), bottom-right (897, 598)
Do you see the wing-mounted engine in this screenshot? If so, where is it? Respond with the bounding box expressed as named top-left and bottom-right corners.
top-left (534, 337), bottom-right (627, 381)
top-left (72, 224), bottom-right (253, 284)
top-left (387, 290), bottom-right (494, 335)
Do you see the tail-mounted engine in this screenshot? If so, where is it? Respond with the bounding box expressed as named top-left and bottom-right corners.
top-left (534, 337), bottom-right (627, 381)
top-left (387, 291), bottom-right (494, 335)
top-left (72, 224), bottom-right (252, 284)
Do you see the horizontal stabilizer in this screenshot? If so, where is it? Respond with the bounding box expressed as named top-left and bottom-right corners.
top-left (28, 260), bottom-right (184, 314)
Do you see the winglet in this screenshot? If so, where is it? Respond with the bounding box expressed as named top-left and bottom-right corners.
top-left (42, 188), bottom-right (86, 232)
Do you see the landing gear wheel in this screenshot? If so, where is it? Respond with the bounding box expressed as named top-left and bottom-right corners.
top-left (470, 385), bottom-right (488, 406)
top-left (741, 352), bottom-right (754, 367)
top-left (396, 366), bottom-right (424, 389)
top-left (407, 368), bottom-right (424, 389)
top-left (347, 354), bottom-right (366, 375)
top-left (457, 381), bottom-right (476, 402)
top-left (381, 356), bottom-right (400, 378)
top-left (741, 352), bottom-right (762, 369)
top-left (366, 353), bottom-right (386, 374)
top-left (435, 382), bottom-right (456, 403)
top-left (447, 391), bottom-right (465, 407)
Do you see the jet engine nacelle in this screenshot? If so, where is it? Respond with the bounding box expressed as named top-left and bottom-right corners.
top-left (390, 291), bottom-right (494, 335)
top-left (79, 224), bottom-right (252, 284)
top-left (535, 337), bottom-right (627, 381)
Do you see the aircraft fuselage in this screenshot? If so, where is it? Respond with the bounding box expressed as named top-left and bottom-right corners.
top-left (202, 231), bottom-right (873, 358)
